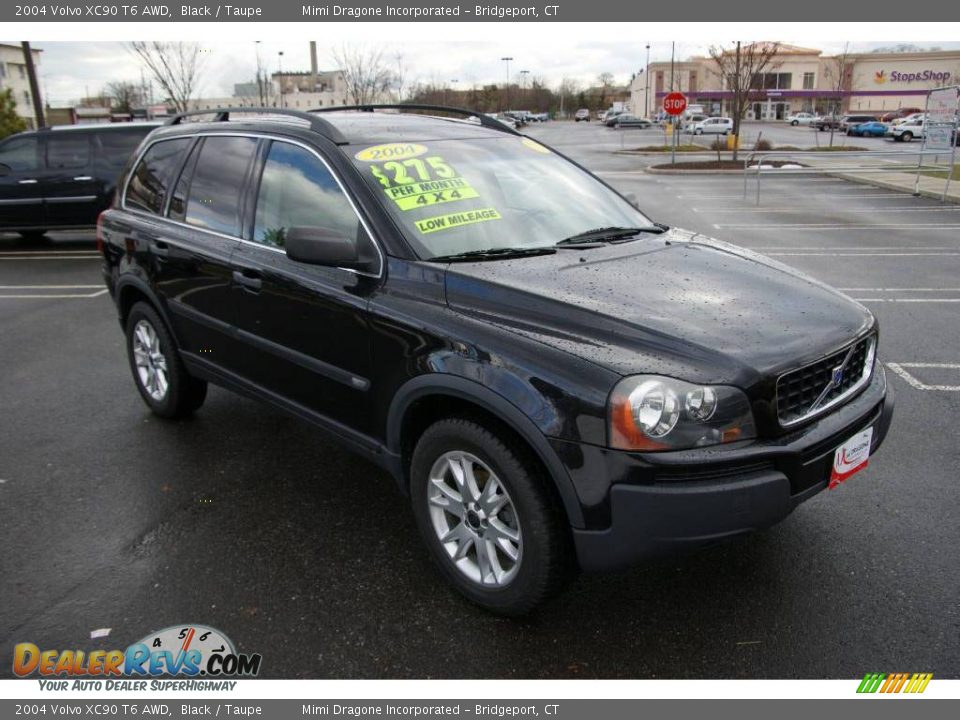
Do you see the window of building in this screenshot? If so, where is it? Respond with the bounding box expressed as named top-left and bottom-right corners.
top-left (125, 138), bottom-right (192, 215)
top-left (689, 71), bottom-right (698, 94)
top-left (46, 134), bottom-right (91, 169)
top-left (23, 90), bottom-right (30, 105)
top-left (753, 72), bottom-right (793, 90)
top-left (0, 63), bottom-right (6, 79)
top-left (803, 72), bottom-right (815, 90)
top-left (18, 64), bottom-right (26, 79)
top-left (0, 135), bottom-right (40, 172)
top-left (184, 136), bottom-right (258, 236)
top-left (253, 141), bottom-right (359, 248)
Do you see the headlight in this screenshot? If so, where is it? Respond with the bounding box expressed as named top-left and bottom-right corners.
top-left (608, 375), bottom-right (756, 451)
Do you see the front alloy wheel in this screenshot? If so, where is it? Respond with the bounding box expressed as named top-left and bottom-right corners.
top-left (427, 451), bottom-right (522, 587)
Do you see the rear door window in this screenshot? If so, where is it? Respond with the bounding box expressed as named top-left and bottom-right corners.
top-left (46, 133), bottom-right (91, 170)
top-left (184, 136), bottom-right (259, 236)
top-left (125, 138), bottom-right (192, 215)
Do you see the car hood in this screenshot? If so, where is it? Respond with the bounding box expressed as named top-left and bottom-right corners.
top-left (443, 228), bottom-right (875, 386)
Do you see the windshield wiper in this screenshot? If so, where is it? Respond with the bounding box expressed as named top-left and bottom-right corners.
top-left (555, 224), bottom-right (669, 247)
top-left (428, 246), bottom-right (557, 263)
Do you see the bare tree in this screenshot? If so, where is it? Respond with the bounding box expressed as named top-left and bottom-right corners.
top-left (821, 43), bottom-right (854, 147)
top-left (104, 80), bottom-right (142, 114)
top-left (708, 41), bottom-right (782, 160)
top-left (129, 41), bottom-right (205, 113)
top-left (557, 77), bottom-right (580, 119)
top-left (391, 52), bottom-right (409, 103)
top-left (332, 44), bottom-right (396, 106)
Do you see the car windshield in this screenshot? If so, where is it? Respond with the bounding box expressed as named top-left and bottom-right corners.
top-left (349, 135), bottom-right (653, 260)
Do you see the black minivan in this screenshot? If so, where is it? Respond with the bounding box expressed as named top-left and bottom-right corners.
top-left (100, 106), bottom-right (893, 614)
top-left (0, 122), bottom-right (158, 240)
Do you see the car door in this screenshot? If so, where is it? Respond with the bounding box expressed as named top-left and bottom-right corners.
top-left (0, 133), bottom-right (44, 229)
top-left (160, 134), bottom-right (261, 372)
top-left (42, 130), bottom-right (101, 228)
top-left (228, 138), bottom-right (379, 434)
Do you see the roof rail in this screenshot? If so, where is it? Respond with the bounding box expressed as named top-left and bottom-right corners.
top-left (310, 104), bottom-right (521, 136)
top-left (165, 107), bottom-right (349, 144)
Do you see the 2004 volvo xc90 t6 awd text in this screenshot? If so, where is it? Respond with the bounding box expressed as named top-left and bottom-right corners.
top-left (99, 106), bottom-right (894, 614)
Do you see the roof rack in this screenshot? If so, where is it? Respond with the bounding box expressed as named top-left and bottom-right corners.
top-left (310, 104), bottom-right (521, 136)
top-left (165, 107), bottom-right (349, 144)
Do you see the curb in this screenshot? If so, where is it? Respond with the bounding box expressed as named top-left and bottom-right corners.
top-left (645, 166), bottom-right (744, 175)
top-left (826, 172), bottom-right (960, 204)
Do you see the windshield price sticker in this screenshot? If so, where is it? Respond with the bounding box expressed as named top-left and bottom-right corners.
top-left (355, 143), bottom-right (428, 162)
top-left (386, 177), bottom-right (480, 211)
top-left (415, 207), bottom-right (502, 234)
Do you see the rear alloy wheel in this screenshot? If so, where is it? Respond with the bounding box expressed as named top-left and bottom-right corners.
top-left (410, 418), bottom-right (572, 615)
top-left (125, 302), bottom-right (207, 419)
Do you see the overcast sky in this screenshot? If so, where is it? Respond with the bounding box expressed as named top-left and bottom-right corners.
top-left (24, 39), bottom-right (960, 106)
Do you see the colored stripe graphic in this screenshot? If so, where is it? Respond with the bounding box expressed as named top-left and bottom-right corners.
top-left (857, 672), bottom-right (932, 693)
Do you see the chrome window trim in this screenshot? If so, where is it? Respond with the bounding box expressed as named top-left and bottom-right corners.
top-left (776, 335), bottom-right (876, 428)
top-left (120, 131), bottom-right (385, 279)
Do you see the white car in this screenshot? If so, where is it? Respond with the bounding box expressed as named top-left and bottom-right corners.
top-left (889, 118), bottom-right (925, 142)
top-left (891, 112), bottom-right (926, 127)
top-left (689, 117), bottom-right (734, 135)
top-left (787, 112), bottom-right (816, 126)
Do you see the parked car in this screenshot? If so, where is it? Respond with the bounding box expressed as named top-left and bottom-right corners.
top-left (839, 115), bottom-right (878, 132)
top-left (600, 109), bottom-right (624, 123)
top-left (0, 122), bottom-right (159, 241)
top-left (679, 114), bottom-right (707, 131)
top-left (846, 121), bottom-right (889, 137)
top-left (880, 107), bottom-right (924, 123)
top-left (813, 115), bottom-right (841, 131)
top-left (891, 112), bottom-right (926, 127)
top-left (786, 112), bottom-right (816, 126)
top-left (890, 118), bottom-right (925, 142)
top-left (574, 108), bottom-right (590, 122)
top-left (100, 106), bottom-right (893, 614)
top-left (689, 117), bottom-right (734, 135)
top-left (608, 113), bottom-right (651, 129)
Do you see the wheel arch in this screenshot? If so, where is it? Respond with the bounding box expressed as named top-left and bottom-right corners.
top-left (115, 277), bottom-right (180, 349)
top-left (386, 375), bottom-right (586, 528)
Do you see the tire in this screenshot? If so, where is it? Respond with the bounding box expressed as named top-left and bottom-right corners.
top-left (791, 120), bottom-right (799, 126)
top-left (409, 417), bottom-right (573, 615)
top-left (694, 129), bottom-right (702, 135)
top-left (901, 132), bottom-right (913, 142)
top-left (18, 230), bottom-right (48, 242)
top-left (125, 301), bottom-right (207, 419)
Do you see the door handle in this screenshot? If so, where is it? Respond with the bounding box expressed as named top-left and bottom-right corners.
top-left (149, 240), bottom-right (170, 257)
top-left (232, 270), bottom-right (263, 293)
top-left (73, 176), bottom-right (93, 181)
top-left (18, 179), bottom-right (38, 185)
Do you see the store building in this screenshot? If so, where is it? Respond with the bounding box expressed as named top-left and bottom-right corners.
top-left (630, 44), bottom-right (960, 120)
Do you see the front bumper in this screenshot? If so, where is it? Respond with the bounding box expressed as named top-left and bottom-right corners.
top-left (562, 366), bottom-right (894, 572)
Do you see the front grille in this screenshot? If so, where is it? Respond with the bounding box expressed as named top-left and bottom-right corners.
top-left (776, 336), bottom-right (875, 426)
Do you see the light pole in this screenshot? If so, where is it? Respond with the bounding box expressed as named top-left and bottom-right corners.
top-left (644, 43), bottom-right (651, 118)
top-left (278, 51), bottom-right (285, 108)
top-left (519, 69), bottom-right (530, 108)
top-left (501, 56), bottom-right (513, 112)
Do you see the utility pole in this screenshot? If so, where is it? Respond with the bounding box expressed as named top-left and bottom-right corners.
top-left (21, 42), bottom-right (45, 129)
top-left (669, 41), bottom-right (675, 92)
top-left (733, 41), bottom-right (741, 142)
top-left (501, 56), bottom-right (513, 112)
top-left (644, 43), bottom-right (651, 118)
top-left (278, 51), bottom-right (285, 108)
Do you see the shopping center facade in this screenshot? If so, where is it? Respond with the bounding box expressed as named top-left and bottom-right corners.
top-left (629, 44), bottom-right (960, 119)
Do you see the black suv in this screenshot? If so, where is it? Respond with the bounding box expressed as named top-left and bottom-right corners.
top-left (0, 122), bottom-right (160, 241)
top-left (100, 106), bottom-right (893, 614)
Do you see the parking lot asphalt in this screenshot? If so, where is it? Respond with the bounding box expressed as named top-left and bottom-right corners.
top-left (1, 122), bottom-right (958, 679)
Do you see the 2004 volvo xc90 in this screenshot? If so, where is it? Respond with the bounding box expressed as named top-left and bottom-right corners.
top-left (100, 106), bottom-right (894, 614)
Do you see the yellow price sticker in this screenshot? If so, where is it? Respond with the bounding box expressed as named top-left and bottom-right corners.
top-left (355, 143), bottom-right (428, 162)
top-left (386, 177), bottom-right (479, 211)
top-left (415, 207), bottom-right (502, 235)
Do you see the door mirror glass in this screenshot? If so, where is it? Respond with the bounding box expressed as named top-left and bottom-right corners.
top-left (0, 163), bottom-right (10, 176)
top-left (285, 226), bottom-right (372, 271)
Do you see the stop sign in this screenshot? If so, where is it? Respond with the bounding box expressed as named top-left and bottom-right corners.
top-left (663, 92), bottom-right (687, 116)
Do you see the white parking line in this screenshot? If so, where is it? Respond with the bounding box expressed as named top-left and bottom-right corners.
top-left (714, 223), bottom-right (960, 229)
top-left (0, 285), bottom-right (103, 289)
top-left (0, 256), bottom-right (100, 261)
top-left (0, 289), bottom-right (108, 299)
top-left (886, 363), bottom-right (960, 391)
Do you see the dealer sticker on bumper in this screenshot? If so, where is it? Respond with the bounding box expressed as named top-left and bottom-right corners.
top-left (829, 426), bottom-right (873, 488)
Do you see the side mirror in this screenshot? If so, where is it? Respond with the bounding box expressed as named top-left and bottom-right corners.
top-left (285, 226), bottom-right (376, 273)
top-left (0, 163), bottom-right (11, 177)
top-left (624, 192), bottom-right (639, 209)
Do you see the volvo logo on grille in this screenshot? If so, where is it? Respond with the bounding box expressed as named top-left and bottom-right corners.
top-left (832, 365), bottom-right (845, 386)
